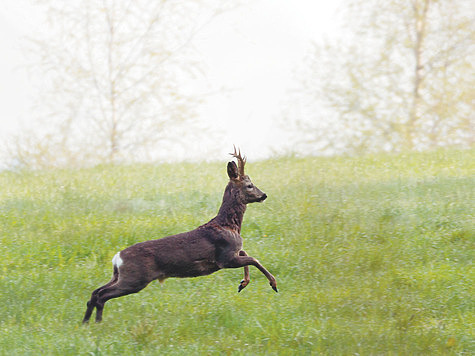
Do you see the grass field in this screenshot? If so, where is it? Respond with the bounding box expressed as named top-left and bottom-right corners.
top-left (0, 149), bottom-right (473, 355)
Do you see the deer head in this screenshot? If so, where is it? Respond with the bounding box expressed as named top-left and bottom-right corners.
top-left (227, 146), bottom-right (267, 204)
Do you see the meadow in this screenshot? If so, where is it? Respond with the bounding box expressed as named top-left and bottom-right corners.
top-left (0, 149), bottom-right (473, 355)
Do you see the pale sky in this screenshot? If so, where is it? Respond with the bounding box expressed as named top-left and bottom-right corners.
top-left (0, 0), bottom-right (342, 165)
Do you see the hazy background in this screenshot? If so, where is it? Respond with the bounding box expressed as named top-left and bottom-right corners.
top-left (0, 0), bottom-right (342, 166)
top-left (0, 0), bottom-right (473, 168)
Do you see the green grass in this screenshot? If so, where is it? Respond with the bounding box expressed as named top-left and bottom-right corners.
top-left (0, 149), bottom-right (473, 355)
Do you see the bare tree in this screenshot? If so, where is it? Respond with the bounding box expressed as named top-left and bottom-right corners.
top-left (9, 0), bottom-right (235, 168)
top-left (287, 0), bottom-right (475, 155)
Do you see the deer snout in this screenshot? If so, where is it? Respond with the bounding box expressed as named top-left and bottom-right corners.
top-left (258, 193), bottom-right (267, 202)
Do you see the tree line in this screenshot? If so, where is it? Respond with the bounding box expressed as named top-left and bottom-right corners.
top-left (4, 0), bottom-right (473, 169)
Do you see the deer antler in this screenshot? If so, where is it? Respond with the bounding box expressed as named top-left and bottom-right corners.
top-left (230, 145), bottom-right (246, 177)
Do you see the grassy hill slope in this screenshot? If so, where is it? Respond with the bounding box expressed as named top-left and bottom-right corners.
top-left (0, 149), bottom-right (473, 354)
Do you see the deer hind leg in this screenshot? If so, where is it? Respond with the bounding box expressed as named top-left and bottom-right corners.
top-left (82, 269), bottom-right (119, 324)
top-left (238, 250), bottom-right (250, 293)
top-left (93, 279), bottom-right (150, 323)
top-left (222, 251), bottom-right (278, 293)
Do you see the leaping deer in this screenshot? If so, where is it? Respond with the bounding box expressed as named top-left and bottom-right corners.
top-left (82, 147), bottom-right (277, 323)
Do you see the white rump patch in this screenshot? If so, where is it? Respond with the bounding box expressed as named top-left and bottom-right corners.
top-left (112, 252), bottom-right (123, 268)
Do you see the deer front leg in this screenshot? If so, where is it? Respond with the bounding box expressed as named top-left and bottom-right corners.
top-left (238, 250), bottom-right (250, 293)
top-left (221, 252), bottom-right (278, 293)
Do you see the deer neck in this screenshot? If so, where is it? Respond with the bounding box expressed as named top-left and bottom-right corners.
top-left (213, 184), bottom-right (246, 233)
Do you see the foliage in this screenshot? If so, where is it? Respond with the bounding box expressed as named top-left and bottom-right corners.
top-left (0, 149), bottom-right (474, 354)
top-left (8, 0), bottom-right (231, 168)
top-left (289, 0), bottom-right (474, 154)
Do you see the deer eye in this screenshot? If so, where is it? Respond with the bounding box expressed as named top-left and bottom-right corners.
top-left (246, 184), bottom-right (253, 189)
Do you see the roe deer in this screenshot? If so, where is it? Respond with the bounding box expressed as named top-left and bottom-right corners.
top-left (82, 147), bottom-right (277, 323)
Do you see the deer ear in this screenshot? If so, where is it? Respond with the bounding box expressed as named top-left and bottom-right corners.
top-left (227, 161), bottom-right (239, 180)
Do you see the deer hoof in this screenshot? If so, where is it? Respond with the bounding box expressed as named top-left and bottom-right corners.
top-left (238, 280), bottom-right (248, 293)
top-left (270, 283), bottom-right (278, 293)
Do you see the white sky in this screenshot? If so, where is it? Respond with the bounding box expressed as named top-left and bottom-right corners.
top-left (0, 0), bottom-right (342, 164)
